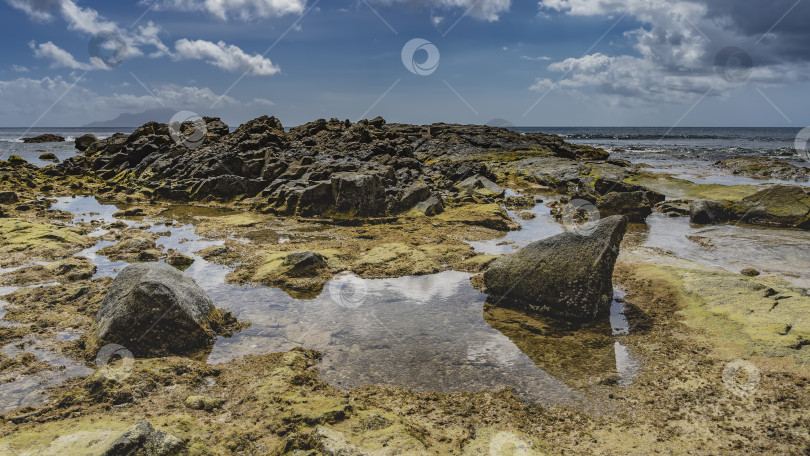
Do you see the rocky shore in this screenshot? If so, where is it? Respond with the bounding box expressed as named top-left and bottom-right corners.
top-left (0, 117), bottom-right (808, 455)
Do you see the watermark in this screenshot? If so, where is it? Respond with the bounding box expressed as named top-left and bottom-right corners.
top-left (401, 38), bottom-right (440, 76)
top-left (328, 271), bottom-right (368, 309)
top-left (722, 359), bottom-right (760, 397)
top-left (714, 46), bottom-right (753, 83)
top-left (795, 127), bottom-right (810, 162)
top-left (489, 431), bottom-right (536, 455)
top-left (560, 198), bottom-right (601, 235)
top-left (168, 111), bottom-right (208, 149)
top-left (88, 32), bottom-right (128, 68)
top-left (95, 343), bottom-right (134, 381)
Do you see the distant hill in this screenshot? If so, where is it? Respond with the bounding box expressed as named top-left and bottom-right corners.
top-left (84, 108), bottom-right (177, 128)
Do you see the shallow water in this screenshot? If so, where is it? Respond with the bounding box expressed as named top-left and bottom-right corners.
top-left (0, 340), bottom-right (92, 414)
top-left (5, 188), bottom-right (806, 413)
top-left (629, 213), bottom-right (810, 288)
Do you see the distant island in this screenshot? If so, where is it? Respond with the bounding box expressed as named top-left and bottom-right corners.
top-left (83, 108), bottom-right (178, 128)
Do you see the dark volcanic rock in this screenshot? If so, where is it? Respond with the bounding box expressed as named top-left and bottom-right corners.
top-left (483, 215), bottom-right (628, 320)
top-left (62, 116), bottom-right (616, 216)
top-left (22, 134), bottom-right (64, 143)
top-left (92, 263), bottom-right (223, 357)
top-left (74, 133), bottom-right (99, 151)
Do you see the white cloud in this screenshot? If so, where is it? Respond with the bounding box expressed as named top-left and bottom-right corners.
top-left (521, 55), bottom-right (551, 61)
top-left (11, 65), bottom-right (30, 73)
top-left (0, 76), bottom-right (238, 125)
top-left (251, 97), bottom-right (276, 106)
top-left (533, 0), bottom-right (810, 105)
top-left (174, 39), bottom-right (281, 76)
top-left (31, 41), bottom-right (105, 71)
top-left (147, 0), bottom-right (307, 20)
top-left (371, 0), bottom-right (511, 21)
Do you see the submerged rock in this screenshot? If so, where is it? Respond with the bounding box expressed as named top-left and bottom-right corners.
top-left (92, 263), bottom-right (224, 357)
top-left (482, 215), bottom-right (628, 320)
top-left (22, 134), bottom-right (64, 143)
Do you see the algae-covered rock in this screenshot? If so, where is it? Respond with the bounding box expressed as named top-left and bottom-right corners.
top-left (483, 215), bottom-right (628, 320)
top-left (92, 263), bottom-right (223, 357)
top-left (166, 250), bottom-right (195, 271)
top-left (38, 152), bottom-right (59, 162)
top-left (733, 185), bottom-right (810, 229)
top-left (715, 157), bottom-right (810, 182)
top-left (0, 257), bottom-right (96, 285)
top-left (0, 218), bottom-right (93, 267)
top-left (184, 395), bottom-right (224, 411)
top-left (98, 236), bottom-right (166, 262)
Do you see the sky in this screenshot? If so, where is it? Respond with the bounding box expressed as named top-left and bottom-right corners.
top-left (0, 0), bottom-right (808, 128)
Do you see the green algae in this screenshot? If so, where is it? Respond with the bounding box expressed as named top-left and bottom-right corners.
top-left (0, 218), bottom-right (93, 267)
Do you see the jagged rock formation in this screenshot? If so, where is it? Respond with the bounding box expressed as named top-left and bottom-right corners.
top-left (60, 116), bottom-right (605, 217)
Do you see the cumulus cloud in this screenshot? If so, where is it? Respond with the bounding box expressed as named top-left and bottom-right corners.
top-left (371, 0), bottom-right (511, 21)
top-left (31, 41), bottom-right (106, 70)
top-left (0, 76), bottom-right (238, 125)
top-left (5, 0), bottom-right (281, 75)
top-left (532, 0), bottom-right (810, 105)
top-left (174, 39), bottom-right (281, 76)
top-left (146, 0), bottom-right (307, 20)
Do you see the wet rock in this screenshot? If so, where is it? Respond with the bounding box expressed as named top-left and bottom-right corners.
top-left (482, 215), bottom-right (628, 320)
top-left (92, 263), bottom-right (223, 357)
top-left (74, 133), bottom-right (99, 151)
top-left (101, 419), bottom-right (185, 456)
top-left (689, 200), bottom-right (731, 225)
top-left (22, 134), bottom-right (64, 143)
top-left (741, 268), bottom-right (761, 277)
top-left (656, 200), bottom-right (691, 217)
top-left (113, 207), bottom-right (145, 217)
top-left (38, 152), bottom-right (59, 162)
top-left (455, 175), bottom-right (505, 199)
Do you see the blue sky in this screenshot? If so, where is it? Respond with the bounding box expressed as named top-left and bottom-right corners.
top-left (0, 0), bottom-right (808, 128)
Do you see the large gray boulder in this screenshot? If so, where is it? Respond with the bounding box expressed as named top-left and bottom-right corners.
top-left (483, 215), bottom-right (628, 320)
top-left (93, 263), bottom-right (222, 357)
top-left (331, 172), bottom-right (386, 216)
